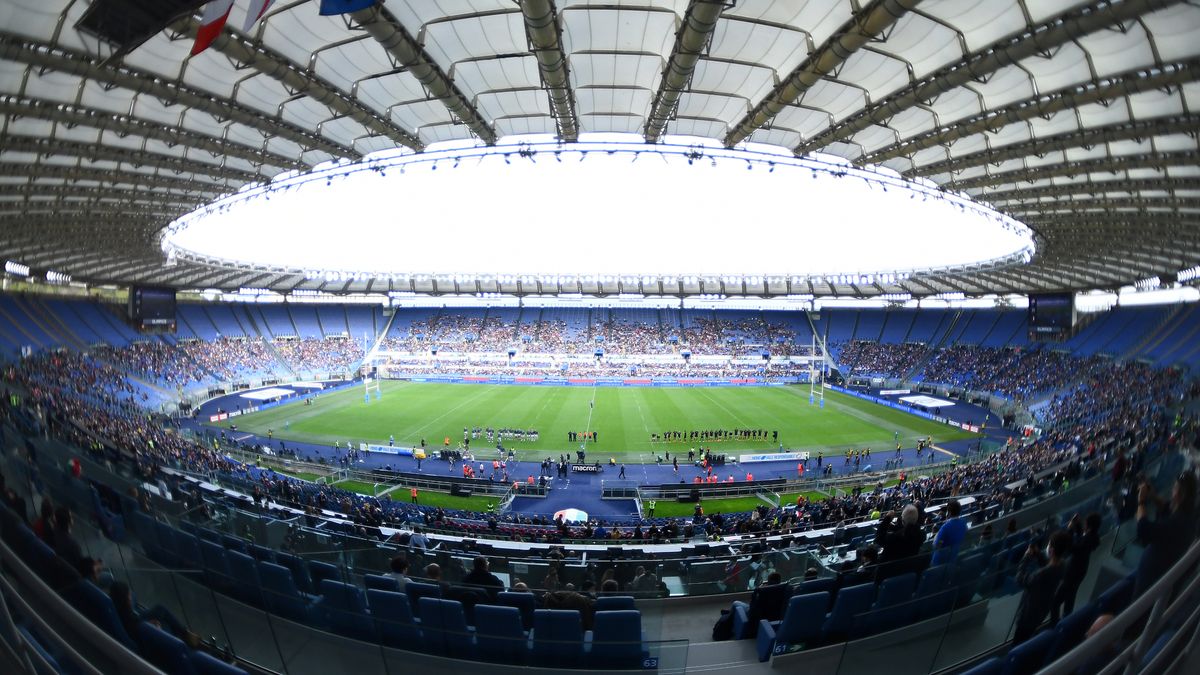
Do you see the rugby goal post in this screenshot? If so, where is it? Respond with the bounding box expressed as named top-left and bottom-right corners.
top-left (362, 358), bottom-right (382, 402)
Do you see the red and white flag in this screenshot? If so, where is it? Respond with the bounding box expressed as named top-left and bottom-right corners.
top-left (242, 0), bottom-right (277, 32)
top-left (191, 0), bottom-right (235, 56)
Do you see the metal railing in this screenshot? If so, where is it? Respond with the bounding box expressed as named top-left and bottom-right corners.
top-left (1041, 536), bottom-right (1200, 675)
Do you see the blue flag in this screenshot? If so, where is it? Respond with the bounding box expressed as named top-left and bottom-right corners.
top-left (319, 0), bottom-right (376, 15)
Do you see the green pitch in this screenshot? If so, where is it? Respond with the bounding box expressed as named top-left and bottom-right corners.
top-left (214, 381), bottom-right (976, 462)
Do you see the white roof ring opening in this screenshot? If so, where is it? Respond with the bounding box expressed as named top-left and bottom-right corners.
top-left (160, 138), bottom-right (1036, 286)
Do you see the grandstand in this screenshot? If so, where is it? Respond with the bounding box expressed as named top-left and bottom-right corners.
top-left (1, 2), bottom-right (1200, 675)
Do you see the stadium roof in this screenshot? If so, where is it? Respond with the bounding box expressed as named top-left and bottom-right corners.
top-left (1, 0), bottom-right (1198, 298)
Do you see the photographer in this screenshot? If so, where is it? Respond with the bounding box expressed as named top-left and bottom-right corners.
top-left (1134, 470), bottom-right (1197, 596)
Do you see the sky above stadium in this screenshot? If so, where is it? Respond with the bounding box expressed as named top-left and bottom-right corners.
top-left (162, 140), bottom-right (1034, 281)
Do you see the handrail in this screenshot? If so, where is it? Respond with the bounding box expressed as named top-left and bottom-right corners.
top-left (0, 538), bottom-right (164, 675)
top-left (1039, 533), bottom-right (1200, 675)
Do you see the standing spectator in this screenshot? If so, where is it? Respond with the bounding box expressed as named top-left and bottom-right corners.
top-left (1013, 530), bottom-right (1071, 644)
top-left (1134, 471), bottom-right (1198, 596)
top-left (1053, 513), bottom-right (1101, 621)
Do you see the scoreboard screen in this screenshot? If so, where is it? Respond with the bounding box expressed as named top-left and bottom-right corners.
top-left (1028, 293), bottom-right (1074, 334)
top-left (128, 286), bottom-right (176, 329)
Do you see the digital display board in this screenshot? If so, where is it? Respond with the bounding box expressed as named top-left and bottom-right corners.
top-left (128, 286), bottom-right (176, 329)
top-left (1028, 293), bottom-right (1074, 334)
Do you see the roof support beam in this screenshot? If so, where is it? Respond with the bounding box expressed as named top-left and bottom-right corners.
top-left (349, 6), bottom-right (497, 145)
top-left (794, 0), bottom-right (1184, 155)
top-left (975, 179), bottom-right (1200, 204)
top-left (519, 0), bottom-right (579, 141)
top-left (724, 0), bottom-right (921, 148)
top-left (1009, 197), bottom-right (1200, 214)
top-left (644, 0), bottom-right (726, 143)
top-left (0, 135), bottom-right (261, 183)
top-left (0, 96), bottom-right (304, 170)
top-left (863, 58), bottom-right (1200, 165)
top-left (177, 17), bottom-right (423, 152)
top-left (943, 151), bottom-right (1200, 190)
top-left (0, 164), bottom-right (230, 193)
top-left (910, 115), bottom-right (1200, 178)
top-left (0, 184), bottom-right (200, 206)
top-left (0, 32), bottom-right (355, 158)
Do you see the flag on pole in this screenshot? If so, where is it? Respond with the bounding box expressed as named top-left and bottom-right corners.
top-left (191, 0), bottom-right (235, 56)
top-left (243, 0), bottom-right (277, 32)
top-left (318, 0), bottom-right (377, 16)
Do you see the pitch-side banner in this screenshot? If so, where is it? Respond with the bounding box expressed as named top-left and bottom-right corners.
top-left (365, 444), bottom-right (414, 456)
top-left (739, 451), bottom-right (811, 463)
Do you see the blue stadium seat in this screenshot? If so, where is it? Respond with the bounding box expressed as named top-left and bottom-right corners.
top-left (1096, 576), bottom-right (1135, 614)
top-left (859, 572), bottom-right (918, 635)
top-left (198, 540), bottom-right (231, 591)
top-left (1002, 629), bottom-right (1055, 675)
top-left (1045, 603), bottom-right (1097, 663)
top-left (137, 621), bottom-right (197, 675)
top-left (952, 554), bottom-right (987, 607)
top-left (173, 532), bottom-right (203, 573)
top-left (497, 590), bottom-right (536, 631)
top-left (732, 581), bottom-right (792, 639)
top-left (317, 579), bottom-right (373, 641)
top-left (756, 592), bottom-right (829, 662)
top-left (595, 595), bottom-right (636, 612)
top-left (367, 589), bottom-right (419, 649)
top-left (532, 608), bottom-right (584, 668)
top-left (274, 552), bottom-right (313, 594)
top-left (129, 511), bottom-right (159, 558)
top-left (308, 560), bottom-right (343, 589)
top-left (192, 650), bottom-right (247, 675)
top-left (473, 603), bottom-right (526, 665)
top-left (249, 544), bottom-right (276, 565)
top-left (152, 520), bottom-right (180, 567)
top-left (66, 580), bottom-right (136, 651)
top-left (588, 610), bottom-right (645, 670)
top-left (90, 486), bottom-right (125, 542)
top-left (417, 597), bottom-right (475, 659)
top-left (405, 580), bottom-right (442, 608)
top-left (915, 565), bottom-right (954, 620)
top-left (258, 561), bottom-right (314, 623)
top-left (220, 534), bottom-right (247, 555)
top-left (960, 656), bottom-right (1002, 675)
top-left (797, 576), bottom-right (837, 601)
top-left (225, 551), bottom-right (263, 606)
top-left (363, 574), bottom-right (399, 593)
top-left (821, 582), bottom-right (875, 642)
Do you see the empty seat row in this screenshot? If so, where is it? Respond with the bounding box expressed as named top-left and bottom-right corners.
top-left (755, 559), bottom-right (986, 661)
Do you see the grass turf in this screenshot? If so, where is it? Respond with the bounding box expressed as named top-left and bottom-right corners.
top-left (216, 381), bottom-right (976, 462)
top-left (331, 479), bottom-right (498, 511)
top-left (648, 490), bottom-right (829, 518)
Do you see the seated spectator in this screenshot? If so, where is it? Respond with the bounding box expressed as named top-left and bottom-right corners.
top-left (33, 496), bottom-right (55, 544)
top-left (931, 499), bottom-right (967, 566)
top-left (731, 571), bottom-right (791, 637)
top-left (388, 556), bottom-right (410, 592)
top-left (874, 504), bottom-right (923, 578)
top-left (461, 556), bottom-right (504, 596)
top-left (109, 581), bottom-right (198, 647)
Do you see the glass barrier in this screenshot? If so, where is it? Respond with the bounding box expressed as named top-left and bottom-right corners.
top-left (1, 417), bottom-right (1172, 675)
